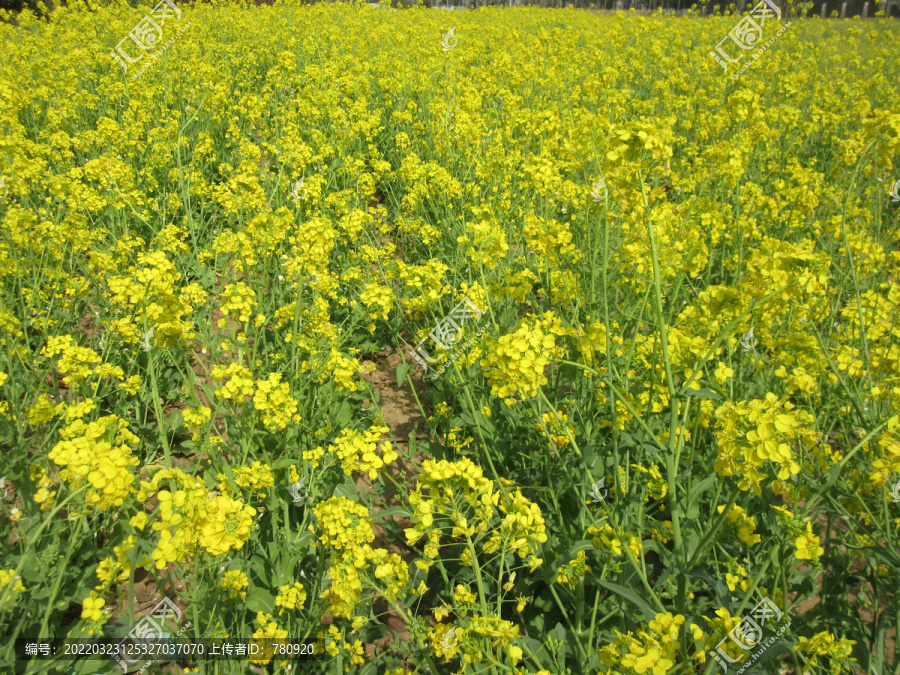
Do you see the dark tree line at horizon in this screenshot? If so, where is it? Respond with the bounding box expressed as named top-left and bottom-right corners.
top-left (1, 0), bottom-right (896, 27)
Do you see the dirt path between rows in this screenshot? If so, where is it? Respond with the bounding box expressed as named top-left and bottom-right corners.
top-left (357, 347), bottom-right (434, 662)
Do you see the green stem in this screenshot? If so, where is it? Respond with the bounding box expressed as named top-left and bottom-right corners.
top-left (838, 140), bottom-right (877, 393)
top-left (686, 484), bottom-right (741, 568)
top-left (548, 584), bottom-right (590, 663)
top-left (147, 348), bottom-right (172, 469)
top-left (0, 486), bottom-right (87, 660)
top-left (38, 514), bottom-right (86, 638)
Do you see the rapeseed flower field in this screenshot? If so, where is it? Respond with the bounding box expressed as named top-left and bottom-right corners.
top-left (0, 1), bottom-right (898, 673)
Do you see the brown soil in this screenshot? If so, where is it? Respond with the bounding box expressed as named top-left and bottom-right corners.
top-left (356, 347), bottom-right (433, 662)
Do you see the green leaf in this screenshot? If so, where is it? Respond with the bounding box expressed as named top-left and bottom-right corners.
top-left (396, 361), bottom-right (411, 388)
top-left (597, 579), bottom-right (658, 621)
top-left (822, 463), bottom-right (843, 489)
top-left (168, 409), bottom-right (185, 433)
top-left (519, 637), bottom-right (549, 666)
top-left (334, 476), bottom-right (359, 500)
top-left (357, 619), bottom-right (388, 645)
top-left (334, 400), bottom-right (353, 428)
top-left (552, 622), bottom-right (566, 642)
top-left (245, 588), bottom-right (276, 614)
top-left (532, 593), bottom-right (553, 613)
top-left (685, 530), bottom-right (704, 566)
top-left (369, 505), bottom-right (413, 520)
top-left (873, 623), bottom-right (887, 675)
top-left (685, 472), bottom-right (718, 519)
top-left (641, 440), bottom-right (663, 453)
top-left (683, 388), bottom-right (723, 400)
top-left (249, 555), bottom-right (269, 584)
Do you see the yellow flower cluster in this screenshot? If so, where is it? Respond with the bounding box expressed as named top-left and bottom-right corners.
top-left (250, 612), bottom-right (288, 665)
top-left (312, 496), bottom-right (374, 551)
top-left (0, 569), bottom-right (26, 609)
top-left (275, 582), bottom-right (307, 614)
top-left (94, 535), bottom-right (151, 590)
top-left (522, 215), bottom-right (580, 271)
top-left (632, 463), bottom-right (668, 501)
top-left (370, 549), bottom-right (409, 601)
top-left (219, 461), bottom-right (275, 500)
top-left (359, 282), bottom-right (394, 323)
top-left (311, 497), bottom-right (409, 622)
top-left (600, 612), bottom-right (684, 675)
top-left (430, 622), bottom-right (462, 661)
top-left (795, 631), bottom-right (857, 670)
top-left (27, 394), bottom-right (66, 428)
top-left (555, 550), bottom-right (590, 587)
top-left (457, 207), bottom-right (510, 268)
top-left (725, 565), bottom-right (750, 593)
top-left (323, 348), bottom-right (362, 392)
top-left (701, 607), bottom-right (754, 664)
top-left (535, 409), bottom-right (573, 448)
top-left (589, 524), bottom-right (643, 561)
top-left (714, 393), bottom-right (818, 493)
top-left (106, 250), bottom-right (195, 347)
top-left (793, 520), bottom-right (825, 561)
top-left (327, 425), bottom-right (397, 480)
top-left (485, 487), bottom-right (548, 563)
top-left (219, 569), bottom-right (249, 599)
top-left (320, 624), bottom-right (365, 665)
top-left (138, 468), bottom-right (257, 568)
top-left (716, 504), bottom-right (762, 547)
top-left (210, 362), bottom-right (255, 402)
top-left (405, 458), bottom-right (498, 554)
top-left (30, 464), bottom-right (57, 511)
top-left (606, 121), bottom-right (674, 164)
top-left (41, 335), bottom-right (102, 386)
top-left (459, 615), bottom-right (522, 666)
top-left (47, 415), bottom-right (140, 510)
top-left (182, 406), bottom-right (211, 428)
top-left (252, 373), bottom-right (300, 431)
top-left (405, 459), bottom-right (546, 571)
top-left (396, 259), bottom-right (449, 313)
top-left (218, 282), bottom-right (257, 325)
top-left (480, 313), bottom-right (566, 404)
